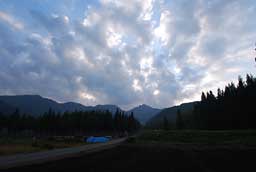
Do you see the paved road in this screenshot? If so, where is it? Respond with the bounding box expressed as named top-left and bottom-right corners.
top-left (0, 137), bottom-right (127, 169)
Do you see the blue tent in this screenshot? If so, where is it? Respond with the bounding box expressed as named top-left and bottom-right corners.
top-left (86, 136), bottom-right (110, 143)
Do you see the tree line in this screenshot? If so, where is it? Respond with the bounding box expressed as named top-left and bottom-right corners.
top-left (0, 109), bottom-right (141, 136)
top-left (159, 74), bottom-right (256, 130)
top-left (192, 74), bottom-right (256, 130)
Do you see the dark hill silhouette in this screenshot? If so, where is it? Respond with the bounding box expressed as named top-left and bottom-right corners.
top-left (0, 95), bottom-right (122, 116)
top-left (0, 100), bottom-right (16, 114)
top-left (146, 102), bottom-right (198, 127)
top-left (127, 104), bottom-right (161, 124)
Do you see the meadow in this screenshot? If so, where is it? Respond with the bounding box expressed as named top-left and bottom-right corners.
top-left (0, 136), bottom-right (86, 156)
top-left (4, 130), bottom-right (256, 172)
top-left (136, 130), bottom-right (256, 146)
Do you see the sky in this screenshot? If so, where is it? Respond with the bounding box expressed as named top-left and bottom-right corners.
top-left (0, 0), bottom-right (255, 110)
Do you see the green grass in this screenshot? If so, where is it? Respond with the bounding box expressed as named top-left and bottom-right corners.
top-left (0, 137), bottom-right (86, 156)
top-left (137, 130), bottom-right (256, 145)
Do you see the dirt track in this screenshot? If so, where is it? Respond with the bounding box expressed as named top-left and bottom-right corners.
top-left (0, 138), bottom-right (127, 170)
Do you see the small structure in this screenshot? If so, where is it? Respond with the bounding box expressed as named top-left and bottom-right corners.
top-left (85, 136), bottom-right (110, 143)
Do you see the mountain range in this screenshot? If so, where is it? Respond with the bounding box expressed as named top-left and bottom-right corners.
top-left (0, 95), bottom-right (198, 125)
top-left (0, 95), bottom-right (161, 124)
top-left (0, 95), bottom-right (121, 116)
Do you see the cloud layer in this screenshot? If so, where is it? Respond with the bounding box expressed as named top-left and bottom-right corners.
top-left (0, 0), bottom-right (255, 109)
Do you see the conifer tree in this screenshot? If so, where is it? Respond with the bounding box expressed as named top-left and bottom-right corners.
top-left (163, 116), bottom-right (169, 130)
top-left (176, 109), bottom-right (184, 129)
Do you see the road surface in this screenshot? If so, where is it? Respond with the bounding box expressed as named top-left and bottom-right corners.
top-left (0, 137), bottom-right (127, 169)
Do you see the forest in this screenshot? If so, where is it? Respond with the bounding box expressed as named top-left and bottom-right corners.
top-left (172, 74), bottom-right (256, 130)
top-left (0, 109), bottom-right (141, 136)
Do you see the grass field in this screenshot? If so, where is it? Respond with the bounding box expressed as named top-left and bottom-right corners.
top-left (2, 130), bottom-right (256, 172)
top-left (136, 130), bottom-right (256, 146)
top-left (0, 137), bottom-right (86, 156)
top-left (5, 139), bottom-right (256, 172)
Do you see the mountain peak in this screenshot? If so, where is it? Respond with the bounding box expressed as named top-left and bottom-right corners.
top-left (128, 104), bottom-right (161, 124)
top-left (139, 104), bottom-right (149, 107)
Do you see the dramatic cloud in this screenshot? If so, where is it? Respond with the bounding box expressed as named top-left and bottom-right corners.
top-left (0, 0), bottom-right (255, 109)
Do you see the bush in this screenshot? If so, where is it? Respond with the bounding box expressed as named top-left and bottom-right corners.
top-left (127, 136), bottom-right (136, 143)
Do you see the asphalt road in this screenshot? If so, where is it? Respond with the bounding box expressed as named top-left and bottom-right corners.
top-left (0, 137), bottom-right (127, 170)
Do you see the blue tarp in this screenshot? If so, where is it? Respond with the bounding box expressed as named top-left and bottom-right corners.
top-left (86, 136), bottom-right (110, 143)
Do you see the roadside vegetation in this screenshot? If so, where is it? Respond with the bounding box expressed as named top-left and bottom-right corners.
top-left (0, 136), bottom-right (86, 156)
top-left (135, 130), bottom-right (256, 146)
